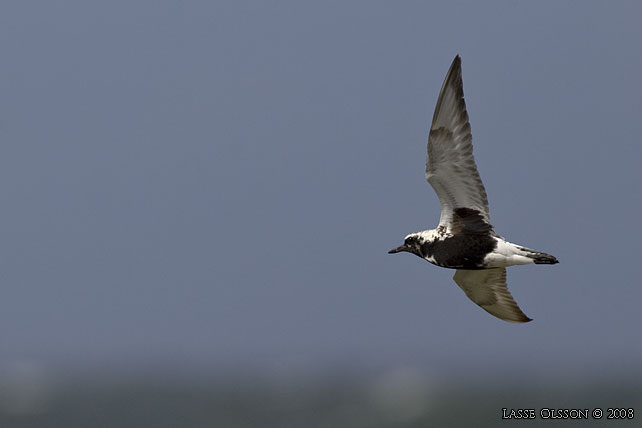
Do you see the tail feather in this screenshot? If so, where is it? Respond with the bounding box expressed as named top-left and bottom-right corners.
top-left (529, 251), bottom-right (558, 264)
top-left (515, 245), bottom-right (558, 264)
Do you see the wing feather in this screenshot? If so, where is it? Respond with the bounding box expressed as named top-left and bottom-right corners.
top-left (453, 268), bottom-right (532, 323)
top-left (426, 56), bottom-right (490, 230)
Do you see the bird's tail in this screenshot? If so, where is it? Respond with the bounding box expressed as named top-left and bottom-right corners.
top-left (526, 250), bottom-right (559, 264)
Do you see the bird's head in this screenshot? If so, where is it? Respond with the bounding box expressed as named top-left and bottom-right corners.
top-left (388, 233), bottom-right (423, 257)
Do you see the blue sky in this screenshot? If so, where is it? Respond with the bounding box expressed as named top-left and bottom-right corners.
top-left (1, 1), bottom-right (641, 379)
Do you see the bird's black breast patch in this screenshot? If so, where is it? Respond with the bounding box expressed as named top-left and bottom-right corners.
top-left (421, 208), bottom-right (496, 269)
top-left (423, 233), bottom-right (497, 269)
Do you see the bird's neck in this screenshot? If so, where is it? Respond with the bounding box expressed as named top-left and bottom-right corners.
top-left (416, 229), bottom-right (444, 242)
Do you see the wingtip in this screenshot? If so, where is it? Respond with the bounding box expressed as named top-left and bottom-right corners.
top-left (451, 55), bottom-right (461, 69)
top-left (446, 55), bottom-right (462, 84)
top-left (504, 315), bottom-right (533, 323)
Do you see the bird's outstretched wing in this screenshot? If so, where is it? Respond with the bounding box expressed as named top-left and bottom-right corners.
top-left (453, 268), bottom-right (532, 323)
top-left (426, 56), bottom-right (490, 231)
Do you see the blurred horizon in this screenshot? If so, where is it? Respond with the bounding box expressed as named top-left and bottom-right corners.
top-left (1, 360), bottom-right (640, 427)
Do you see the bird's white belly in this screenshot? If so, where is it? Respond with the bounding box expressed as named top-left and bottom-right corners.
top-left (483, 238), bottom-right (535, 268)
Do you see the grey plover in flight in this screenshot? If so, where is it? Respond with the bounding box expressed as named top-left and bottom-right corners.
top-left (389, 55), bottom-right (558, 323)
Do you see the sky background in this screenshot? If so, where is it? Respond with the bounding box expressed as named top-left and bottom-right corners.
top-left (0, 0), bottom-right (641, 387)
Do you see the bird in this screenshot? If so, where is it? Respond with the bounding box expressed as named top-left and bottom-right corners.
top-left (388, 55), bottom-right (558, 323)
